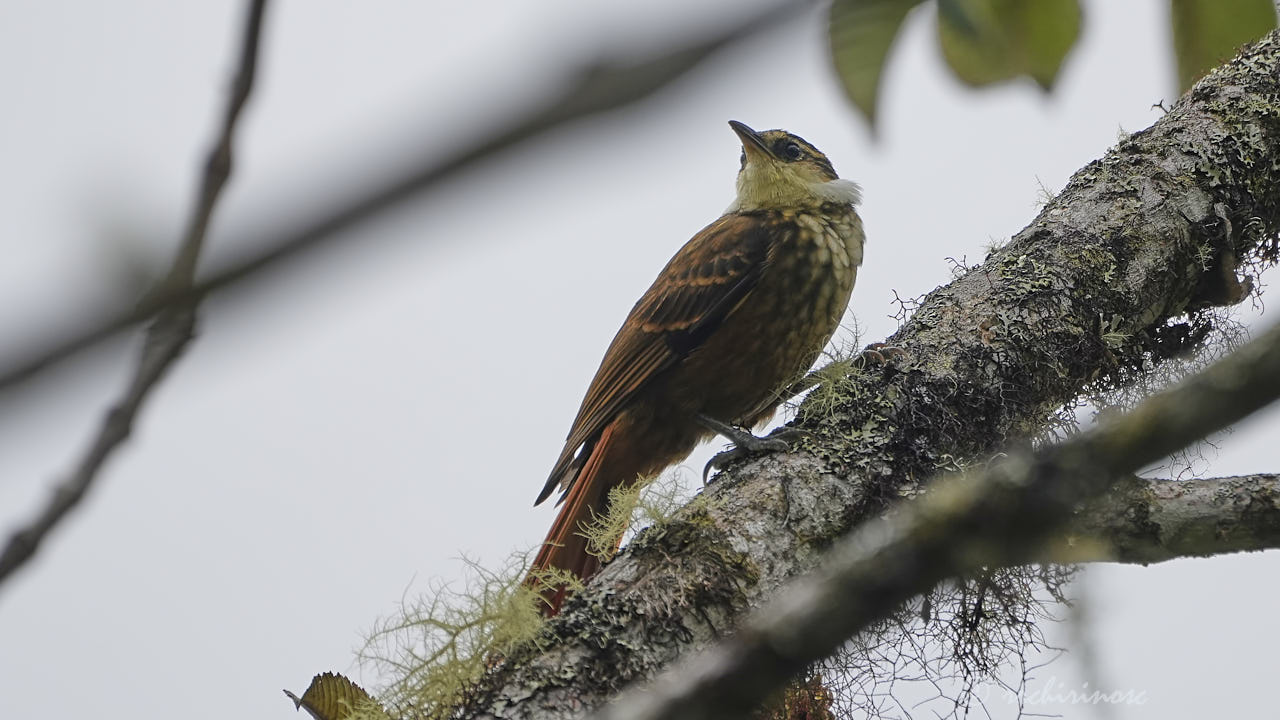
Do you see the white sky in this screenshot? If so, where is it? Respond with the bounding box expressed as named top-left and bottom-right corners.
top-left (0, 1), bottom-right (1277, 718)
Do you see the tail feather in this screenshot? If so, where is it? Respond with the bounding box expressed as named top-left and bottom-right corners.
top-left (527, 421), bottom-right (626, 615)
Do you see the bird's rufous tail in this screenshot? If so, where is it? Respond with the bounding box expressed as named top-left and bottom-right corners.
top-left (526, 420), bottom-right (630, 615)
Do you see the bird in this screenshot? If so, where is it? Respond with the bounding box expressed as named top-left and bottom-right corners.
top-left (528, 120), bottom-right (865, 614)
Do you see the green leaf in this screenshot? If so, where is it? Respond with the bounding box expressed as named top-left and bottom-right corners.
top-left (1170, 0), bottom-right (1277, 93)
top-left (937, 0), bottom-right (1082, 90)
top-left (829, 0), bottom-right (926, 127)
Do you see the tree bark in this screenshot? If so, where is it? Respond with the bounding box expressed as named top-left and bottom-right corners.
top-left (1066, 473), bottom-right (1280, 564)
top-left (598, 324), bottom-right (1280, 720)
top-left (457, 30), bottom-right (1280, 720)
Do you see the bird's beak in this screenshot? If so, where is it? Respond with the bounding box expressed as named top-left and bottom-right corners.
top-left (729, 120), bottom-right (773, 162)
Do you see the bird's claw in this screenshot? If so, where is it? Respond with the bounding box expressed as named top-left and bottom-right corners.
top-left (701, 426), bottom-right (808, 484)
top-left (853, 342), bottom-right (907, 368)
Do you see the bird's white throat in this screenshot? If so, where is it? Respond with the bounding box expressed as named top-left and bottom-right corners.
top-left (727, 176), bottom-right (862, 213)
top-left (811, 178), bottom-right (862, 206)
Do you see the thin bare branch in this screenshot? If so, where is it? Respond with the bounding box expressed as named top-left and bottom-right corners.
top-left (599, 319), bottom-right (1280, 720)
top-left (0, 0), bottom-right (804, 395)
top-left (0, 0), bottom-right (270, 589)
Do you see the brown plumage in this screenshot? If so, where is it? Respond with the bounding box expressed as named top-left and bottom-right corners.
top-left (529, 121), bottom-right (865, 614)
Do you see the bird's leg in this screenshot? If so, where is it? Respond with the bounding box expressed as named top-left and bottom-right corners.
top-left (697, 413), bottom-right (805, 483)
top-left (696, 413), bottom-right (788, 452)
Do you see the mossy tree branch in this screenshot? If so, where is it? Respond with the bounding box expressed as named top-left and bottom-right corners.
top-left (449, 29), bottom-right (1280, 720)
top-left (601, 318), bottom-right (1280, 720)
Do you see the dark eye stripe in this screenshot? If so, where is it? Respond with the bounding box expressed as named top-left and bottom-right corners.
top-left (747, 130), bottom-right (840, 178)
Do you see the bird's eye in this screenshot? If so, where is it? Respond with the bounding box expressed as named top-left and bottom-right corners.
top-left (739, 149), bottom-right (747, 167)
top-left (783, 142), bottom-right (803, 161)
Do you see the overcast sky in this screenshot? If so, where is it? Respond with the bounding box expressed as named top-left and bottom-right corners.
top-left (1, 1), bottom-right (1277, 719)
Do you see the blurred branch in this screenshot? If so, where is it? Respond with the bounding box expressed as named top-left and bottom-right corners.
top-left (0, 0), bottom-right (269, 589)
top-left (1063, 472), bottom-right (1280, 564)
top-left (0, 0), bottom-right (804, 395)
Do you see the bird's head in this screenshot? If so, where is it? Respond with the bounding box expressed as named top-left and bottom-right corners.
top-left (726, 120), bottom-right (861, 213)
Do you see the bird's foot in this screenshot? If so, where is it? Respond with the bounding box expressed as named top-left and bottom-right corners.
top-left (854, 342), bottom-right (907, 368)
top-left (698, 413), bottom-right (806, 483)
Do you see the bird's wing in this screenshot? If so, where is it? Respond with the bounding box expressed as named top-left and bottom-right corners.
top-left (537, 212), bottom-right (779, 504)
